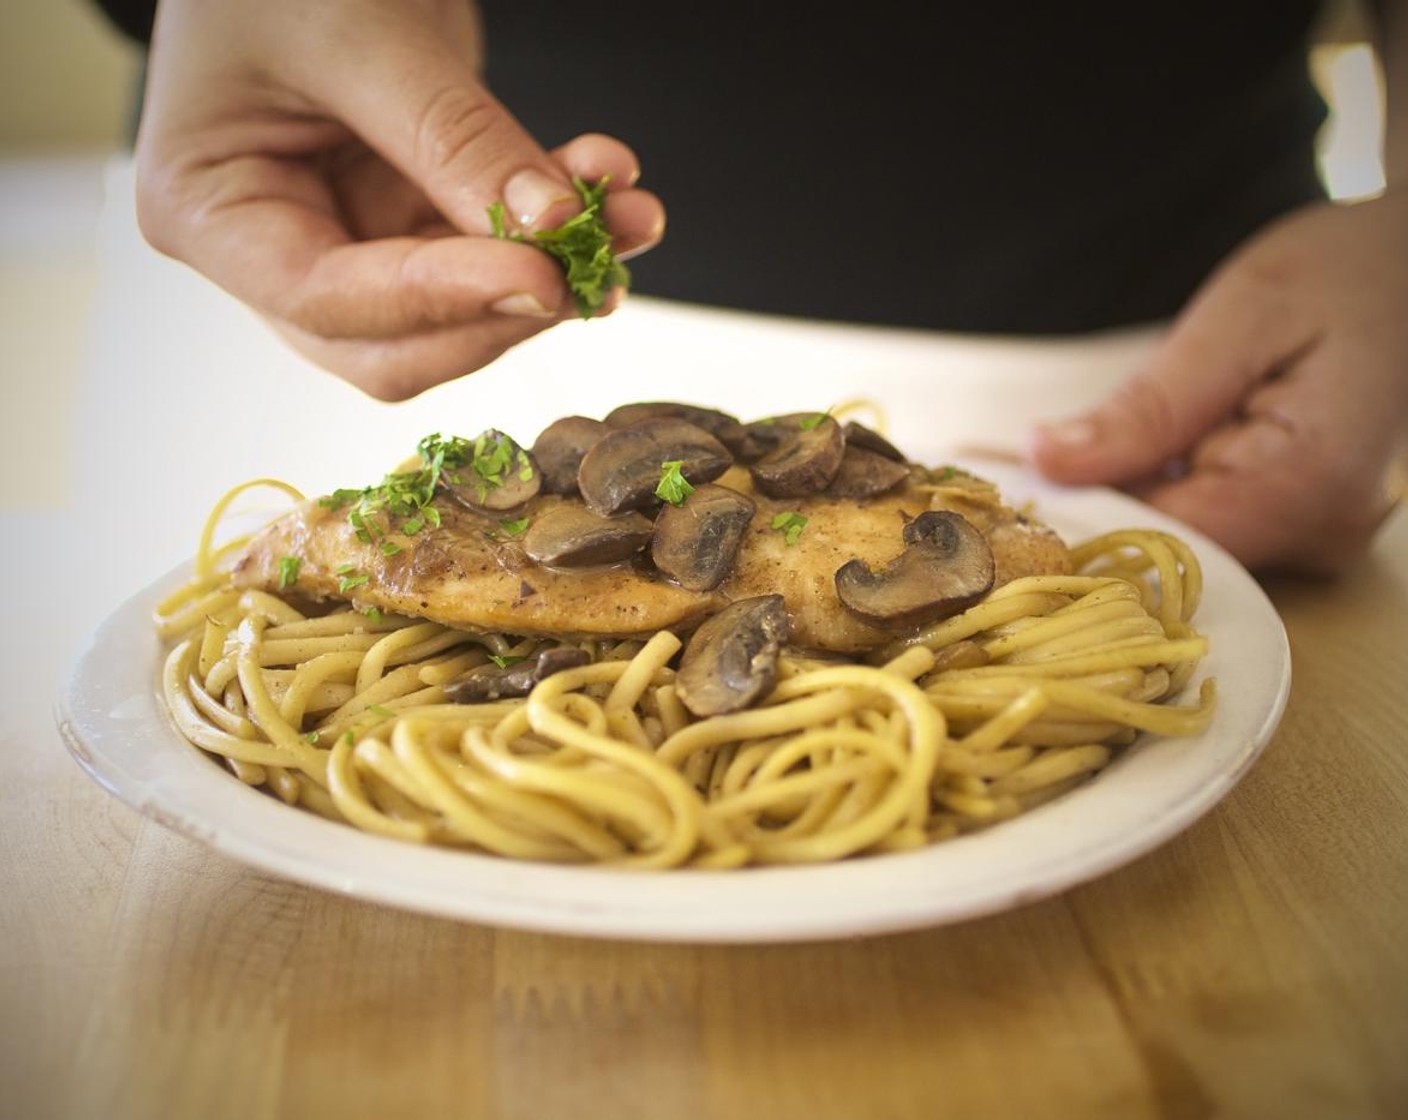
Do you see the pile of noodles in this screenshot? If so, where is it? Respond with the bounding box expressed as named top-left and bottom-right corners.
top-left (156, 478), bottom-right (1215, 869)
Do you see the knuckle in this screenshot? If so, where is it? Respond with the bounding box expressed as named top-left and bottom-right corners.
top-left (1209, 240), bottom-right (1302, 325)
top-left (133, 161), bottom-right (187, 258)
top-left (284, 284), bottom-right (356, 340)
top-left (1226, 243), bottom-right (1295, 295)
top-left (412, 85), bottom-right (503, 179)
top-left (1114, 372), bottom-right (1186, 454)
top-left (392, 244), bottom-right (459, 333)
top-left (360, 370), bottom-right (424, 403)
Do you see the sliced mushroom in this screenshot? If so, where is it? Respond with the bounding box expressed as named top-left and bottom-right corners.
top-left (732, 411), bottom-right (827, 462)
top-left (675, 595), bottom-right (789, 717)
top-left (731, 420), bottom-right (789, 462)
top-left (834, 510), bottom-right (995, 630)
top-left (842, 420), bottom-right (907, 463)
top-left (522, 503), bottom-right (653, 567)
top-left (577, 417), bottom-right (733, 516)
top-left (603, 401), bottom-right (749, 455)
top-left (445, 645), bottom-right (591, 703)
top-left (442, 429), bottom-right (541, 512)
top-left (651, 483), bottom-right (757, 591)
top-left (531, 415), bottom-right (607, 495)
top-left (825, 445), bottom-right (912, 499)
top-left (749, 414), bottom-right (845, 498)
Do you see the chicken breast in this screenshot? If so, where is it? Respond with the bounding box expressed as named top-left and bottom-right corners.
top-left (232, 459), bottom-right (1069, 654)
top-left (713, 466), bottom-right (1068, 650)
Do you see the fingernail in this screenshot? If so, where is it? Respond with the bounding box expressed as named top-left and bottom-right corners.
top-left (1038, 417), bottom-right (1098, 447)
top-left (491, 292), bottom-right (556, 318)
top-left (503, 168), bottom-right (576, 229)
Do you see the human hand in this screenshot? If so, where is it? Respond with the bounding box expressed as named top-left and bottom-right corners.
top-left (134, 0), bottom-right (664, 400)
top-left (1029, 190), bottom-right (1408, 575)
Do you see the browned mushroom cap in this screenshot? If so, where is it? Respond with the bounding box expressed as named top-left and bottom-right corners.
top-left (603, 401), bottom-right (750, 456)
top-left (675, 595), bottom-right (790, 717)
top-left (531, 415), bottom-right (608, 495)
top-left (445, 645), bottom-right (591, 703)
top-left (732, 411), bottom-right (827, 462)
top-left (730, 421), bottom-right (787, 462)
top-left (651, 483), bottom-right (757, 591)
top-left (834, 510), bottom-right (995, 630)
top-left (442, 429), bottom-right (541, 512)
top-left (749, 414), bottom-right (845, 498)
top-left (825, 445), bottom-right (912, 499)
top-left (577, 417), bottom-right (733, 516)
top-left (522, 504), bottom-right (654, 567)
top-left (842, 420), bottom-right (907, 463)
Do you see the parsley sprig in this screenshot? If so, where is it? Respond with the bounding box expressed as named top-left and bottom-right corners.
top-left (453, 429), bottom-right (534, 501)
top-left (277, 555), bottom-right (301, 589)
top-left (335, 562), bottom-right (369, 594)
top-left (320, 433), bottom-right (472, 541)
top-left (654, 460), bottom-right (696, 507)
top-left (770, 511), bottom-right (808, 547)
top-left (488, 177), bottom-right (630, 318)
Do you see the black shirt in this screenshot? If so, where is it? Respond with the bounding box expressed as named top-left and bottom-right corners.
top-left (95, 0), bottom-right (1332, 333)
top-left (479, 1), bottom-right (1329, 332)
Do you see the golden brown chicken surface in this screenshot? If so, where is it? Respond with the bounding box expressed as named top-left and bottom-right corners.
top-left (232, 414), bottom-right (1070, 653)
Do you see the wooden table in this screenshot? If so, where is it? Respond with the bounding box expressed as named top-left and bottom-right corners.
top-left (4, 158), bottom-right (1407, 1119)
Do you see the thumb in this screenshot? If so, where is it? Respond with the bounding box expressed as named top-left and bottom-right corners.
top-left (310, 16), bottom-right (580, 237)
top-left (1029, 263), bottom-right (1314, 487)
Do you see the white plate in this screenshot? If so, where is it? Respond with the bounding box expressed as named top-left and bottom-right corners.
top-left (55, 463), bottom-right (1289, 943)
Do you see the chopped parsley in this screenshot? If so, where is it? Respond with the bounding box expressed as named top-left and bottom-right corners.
top-left (451, 429), bottom-right (533, 500)
top-left (499, 517), bottom-right (531, 537)
top-left (320, 432), bottom-right (470, 540)
top-left (797, 412), bottom-right (830, 431)
top-left (487, 176), bottom-right (630, 318)
top-left (770, 511), bottom-right (808, 547)
top-left (654, 460), bottom-right (696, 507)
top-left (277, 555), bottom-right (301, 589)
top-left (335, 563), bottom-right (369, 595)
top-left (367, 704), bottom-right (396, 718)
top-left (363, 606), bottom-right (383, 624)
top-left (487, 653), bottom-right (528, 669)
